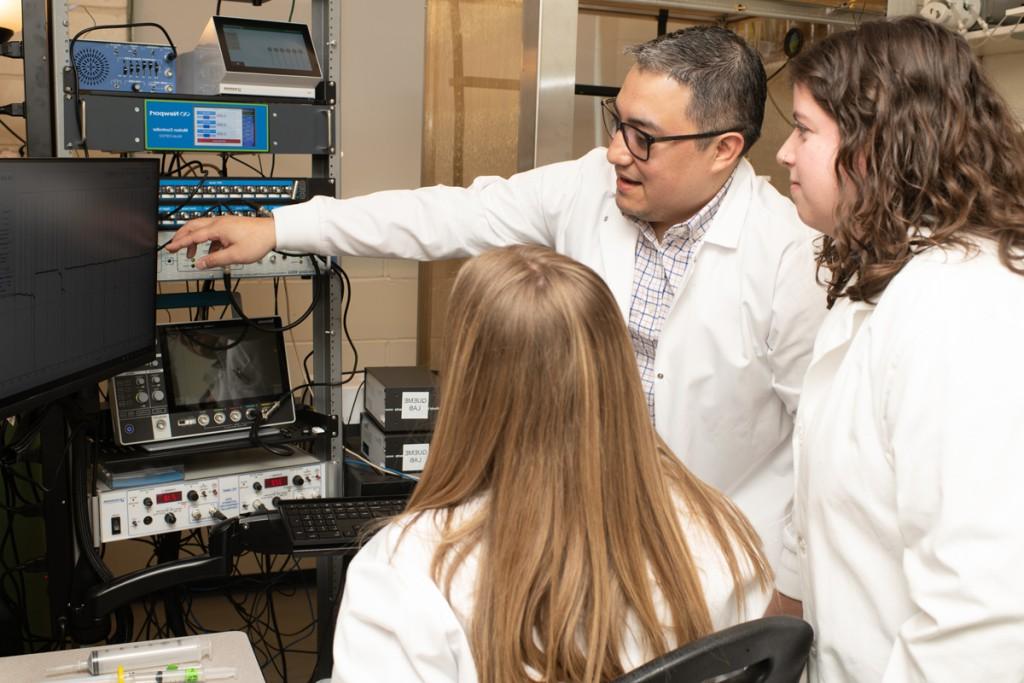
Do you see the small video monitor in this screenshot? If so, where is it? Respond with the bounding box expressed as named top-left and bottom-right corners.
top-left (217, 17), bottom-right (321, 78)
top-left (160, 318), bottom-right (290, 412)
top-left (109, 317), bottom-right (296, 446)
top-left (177, 16), bottom-right (322, 99)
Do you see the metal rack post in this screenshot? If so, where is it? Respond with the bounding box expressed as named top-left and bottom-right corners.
top-left (35, 1), bottom-right (345, 668)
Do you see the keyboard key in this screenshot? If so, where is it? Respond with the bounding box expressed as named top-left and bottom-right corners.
top-left (277, 494), bottom-right (409, 553)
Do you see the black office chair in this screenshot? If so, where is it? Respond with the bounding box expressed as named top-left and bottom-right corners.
top-left (613, 616), bottom-right (813, 683)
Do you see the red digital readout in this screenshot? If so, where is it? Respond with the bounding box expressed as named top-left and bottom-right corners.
top-left (156, 491), bottom-right (182, 504)
top-left (264, 476), bottom-right (288, 488)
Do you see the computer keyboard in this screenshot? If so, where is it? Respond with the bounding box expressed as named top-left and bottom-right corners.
top-left (276, 495), bottom-right (409, 553)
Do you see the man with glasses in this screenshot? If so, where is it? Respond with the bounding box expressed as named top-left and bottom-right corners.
top-left (166, 26), bottom-right (824, 597)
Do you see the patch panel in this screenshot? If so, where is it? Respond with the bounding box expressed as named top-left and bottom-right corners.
top-left (156, 177), bottom-right (333, 281)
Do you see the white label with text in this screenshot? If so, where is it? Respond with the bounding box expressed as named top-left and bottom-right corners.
top-left (402, 443), bottom-right (429, 471)
top-left (401, 392), bottom-right (430, 420)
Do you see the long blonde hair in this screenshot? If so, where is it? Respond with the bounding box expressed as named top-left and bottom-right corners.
top-left (404, 246), bottom-right (769, 683)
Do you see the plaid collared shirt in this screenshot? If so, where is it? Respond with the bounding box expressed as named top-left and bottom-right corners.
top-left (628, 176), bottom-right (733, 419)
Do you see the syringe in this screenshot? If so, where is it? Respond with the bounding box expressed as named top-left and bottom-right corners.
top-left (46, 637), bottom-right (213, 676)
top-left (39, 664), bottom-right (236, 683)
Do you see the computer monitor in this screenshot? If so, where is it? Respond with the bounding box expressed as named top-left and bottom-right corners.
top-left (0, 158), bottom-right (159, 419)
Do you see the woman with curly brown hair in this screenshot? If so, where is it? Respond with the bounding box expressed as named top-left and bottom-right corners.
top-left (775, 16), bottom-right (1024, 682)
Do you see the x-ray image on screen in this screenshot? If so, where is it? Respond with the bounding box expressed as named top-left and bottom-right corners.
top-left (161, 324), bottom-right (286, 409)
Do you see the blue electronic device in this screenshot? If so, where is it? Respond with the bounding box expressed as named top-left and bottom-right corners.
top-left (72, 40), bottom-right (177, 94)
top-left (157, 178), bottom-right (311, 228)
top-left (144, 99), bottom-right (270, 152)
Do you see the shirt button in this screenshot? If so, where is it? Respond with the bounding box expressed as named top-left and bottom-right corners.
top-left (656, 373), bottom-right (664, 380)
top-left (798, 535), bottom-right (808, 553)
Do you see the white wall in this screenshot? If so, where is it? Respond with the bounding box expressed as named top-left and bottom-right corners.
top-left (981, 52), bottom-right (1024, 125)
top-left (337, 0), bottom-right (425, 369)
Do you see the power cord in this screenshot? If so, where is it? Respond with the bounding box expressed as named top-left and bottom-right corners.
top-left (0, 102), bottom-right (24, 116)
top-left (221, 256), bottom-right (321, 333)
top-left (0, 41), bottom-right (22, 58)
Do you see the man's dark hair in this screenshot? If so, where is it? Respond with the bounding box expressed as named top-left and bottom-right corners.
top-left (626, 26), bottom-right (767, 155)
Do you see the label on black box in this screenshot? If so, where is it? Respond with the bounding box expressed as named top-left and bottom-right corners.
top-left (401, 391), bottom-right (430, 420)
top-left (402, 443), bottom-right (429, 471)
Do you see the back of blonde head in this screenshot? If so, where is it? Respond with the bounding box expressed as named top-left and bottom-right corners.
top-left (405, 246), bottom-right (769, 683)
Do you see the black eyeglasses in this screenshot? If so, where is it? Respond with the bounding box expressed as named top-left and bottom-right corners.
top-left (601, 98), bottom-right (742, 162)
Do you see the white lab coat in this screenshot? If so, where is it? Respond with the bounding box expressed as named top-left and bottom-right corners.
top-left (782, 242), bottom-right (1024, 682)
top-left (331, 498), bottom-right (772, 682)
top-left (274, 148), bottom-right (825, 576)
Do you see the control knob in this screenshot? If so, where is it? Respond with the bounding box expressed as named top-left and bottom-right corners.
top-left (164, 512), bottom-right (176, 525)
top-left (187, 490), bottom-right (199, 502)
top-left (292, 476), bottom-right (304, 487)
top-left (143, 497), bottom-right (153, 508)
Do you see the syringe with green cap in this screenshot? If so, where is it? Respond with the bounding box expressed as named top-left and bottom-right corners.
top-left (38, 664), bottom-right (236, 683)
top-left (45, 637), bottom-right (213, 676)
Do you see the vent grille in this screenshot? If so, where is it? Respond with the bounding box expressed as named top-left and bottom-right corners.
top-left (73, 49), bottom-right (110, 87)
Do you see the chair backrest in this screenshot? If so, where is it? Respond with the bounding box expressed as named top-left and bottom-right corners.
top-left (612, 616), bottom-right (813, 683)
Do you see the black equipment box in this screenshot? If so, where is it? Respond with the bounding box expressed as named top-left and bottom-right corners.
top-left (363, 366), bottom-right (439, 433)
top-left (343, 461), bottom-right (417, 498)
top-left (360, 412), bottom-right (431, 473)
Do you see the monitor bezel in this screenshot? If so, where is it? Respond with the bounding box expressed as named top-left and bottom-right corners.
top-left (213, 16), bottom-right (322, 79)
top-left (0, 158), bottom-right (159, 421)
top-left (0, 347), bottom-right (155, 421)
top-left (158, 316), bottom-right (292, 413)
